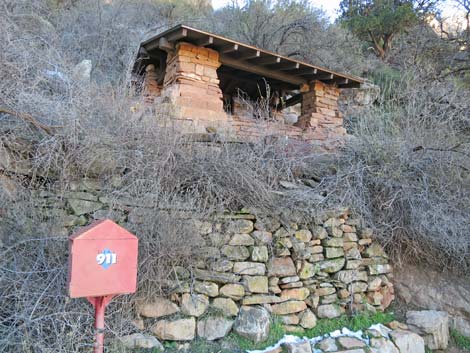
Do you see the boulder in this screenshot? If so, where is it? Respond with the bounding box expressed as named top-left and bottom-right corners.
top-left (283, 340), bottom-right (312, 353)
top-left (180, 293), bottom-right (209, 317)
top-left (299, 261), bottom-right (319, 279)
top-left (316, 304), bottom-right (343, 319)
top-left (119, 333), bottom-right (163, 350)
top-left (197, 316), bottom-right (234, 340)
top-left (406, 310), bottom-right (449, 350)
top-left (251, 246), bottom-right (269, 262)
top-left (221, 245), bottom-right (250, 261)
top-left (244, 275), bottom-right (269, 293)
top-left (229, 233), bottom-right (255, 246)
top-left (271, 301), bottom-right (307, 315)
top-left (234, 306), bottom-right (271, 343)
top-left (226, 219), bottom-right (254, 234)
top-left (320, 258), bottom-right (345, 273)
top-left (212, 297), bottom-right (239, 316)
top-left (194, 269), bottom-right (241, 284)
top-left (138, 297), bottom-right (179, 318)
top-left (369, 337), bottom-right (399, 353)
top-left (242, 295), bottom-right (285, 305)
top-left (220, 284), bottom-right (245, 300)
top-left (233, 262), bottom-right (266, 275)
top-left (152, 317), bottom-right (196, 341)
top-left (389, 329), bottom-right (425, 353)
top-left (299, 309), bottom-right (317, 329)
top-left (337, 336), bottom-right (366, 349)
top-left (316, 337), bottom-right (338, 352)
top-left (194, 281), bottom-right (218, 297)
top-left (268, 257), bottom-right (297, 277)
top-left (280, 288), bottom-right (310, 301)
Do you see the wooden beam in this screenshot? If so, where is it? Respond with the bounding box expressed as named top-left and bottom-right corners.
top-left (196, 36), bottom-right (214, 47)
top-left (238, 50), bottom-right (260, 60)
top-left (144, 28), bottom-right (187, 51)
top-left (157, 37), bottom-right (174, 52)
top-left (220, 44), bottom-right (239, 53)
top-left (251, 56), bottom-right (281, 65)
top-left (279, 63), bottom-right (300, 71)
top-left (220, 55), bottom-right (306, 86)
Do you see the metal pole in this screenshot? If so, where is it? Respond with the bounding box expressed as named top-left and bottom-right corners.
top-left (94, 296), bottom-right (105, 353)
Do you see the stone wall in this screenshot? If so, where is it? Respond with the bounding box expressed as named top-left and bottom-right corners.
top-left (27, 184), bottom-right (394, 344)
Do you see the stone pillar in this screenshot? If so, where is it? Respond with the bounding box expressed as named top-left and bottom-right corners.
top-left (296, 81), bottom-right (346, 141)
top-left (161, 42), bottom-right (228, 133)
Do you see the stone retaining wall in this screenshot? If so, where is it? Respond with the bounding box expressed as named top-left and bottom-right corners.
top-left (25, 182), bottom-right (394, 345)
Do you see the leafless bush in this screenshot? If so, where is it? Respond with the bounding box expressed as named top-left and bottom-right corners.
top-left (314, 72), bottom-right (470, 273)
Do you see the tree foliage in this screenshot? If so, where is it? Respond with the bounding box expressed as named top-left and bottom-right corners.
top-left (339, 0), bottom-right (426, 59)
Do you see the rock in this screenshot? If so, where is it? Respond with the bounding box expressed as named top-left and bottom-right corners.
top-left (343, 232), bottom-right (358, 242)
top-left (279, 276), bottom-right (300, 284)
top-left (194, 281), bottom-right (218, 297)
top-left (234, 306), bottom-right (271, 343)
top-left (138, 297), bottom-right (180, 318)
top-left (271, 300), bottom-right (307, 315)
top-left (369, 337), bottom-right (399, 353)
top-left (406, 310), bottom-right (449, 350)
top-left (119, 333), bottom-right (163, 350)
top-left (368, 277), bottom-right (382, 291)
top-left (394, 264), bottom-right (470, 338)
top-left (299, 309), bottom-right (317, 329)
top-left (294, 229), bottom-right (312, 242)
top-left (209, 233), bottom-right (231, 246)
top-left (364, 243), bottom-right (387, 258)
top-left (283, 340), bottom-right (312, 353)
top-left (337, 336), bottom-right (366, 349)
top-left (280, 281), bottom-right (303, 289)
top-left (320, 258), bottom-right (345, 273)
top-left (229, 233), bottom-right (255, 246)
top-left (316, 304), bottom-right (343, 319)
top-left (280, 314), bottom-right (300, 325)
top-left (334, 270), bottom-right (368, 284)
top-left (322, 238), bottom-right (344, 247)
top-left (389, 329), bottom-right (425, 353)
top-left (280, 288), bottom-right (310, 301)
top-left (233, 262), bottom-right (266, 275)
top-left (221, 245), bottom-right (250, 260)
top-left (193, 220), bottom-right (213, 235)
top-left (194, 269), bottom-right (241, 283)
top-left (180, 293), bottom-right (209, 317)
top-left (252, 231), bottom-right (273, 244)
top-left (220, 284), bottom-right (245, 300)
top-left (244, 276), bottom-right (269, 293)
top-left (226, 219), bottom-right (254, 234)
top-left (299, 261), bottom-right (319, 279)
top-left (211, 259), bottom-right (234, 272)
top-left (252, 246), bottom-right (269, 262)
top-left (317, 337), bottom-right (338, 351)
top-left (68, 199), bottom-right (103, 215)
top-left (255, 217), bottom-right (281, 232)
top-left (197, 316), bottom-right (234, 340)
top-left (387, 321), bottom-right (408, 330)
top-left (212, 298), bottom-right (239, 316)
top-left (368, 264), bottom-right (392, 275)
top-left (315, 287), bottom-right (336, 296)
top-left (325, 247), bottom-right (344, 258)
top-left (72, 59), bottom-right (92, 82)
top-left (152, 317), bottom-right (196, 341)
top-left (242, 295), bottom-right (285, 305)
top-left (268, 257), bottom-right (297, 277)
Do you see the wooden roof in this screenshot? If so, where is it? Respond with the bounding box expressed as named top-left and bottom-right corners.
top-left (134, 24), bottom-right (364, 89)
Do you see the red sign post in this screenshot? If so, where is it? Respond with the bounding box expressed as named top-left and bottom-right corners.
top-left (68, 219), bottom-right (138, 353)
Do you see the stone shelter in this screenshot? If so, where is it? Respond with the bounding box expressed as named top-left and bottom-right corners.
top-left (132, 25), bottom-right (364, 147)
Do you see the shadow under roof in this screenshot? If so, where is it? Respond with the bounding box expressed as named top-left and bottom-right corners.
top-left (134, 24), bottom-right (364, 89)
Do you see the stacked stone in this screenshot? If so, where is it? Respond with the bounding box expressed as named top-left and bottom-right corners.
top-left (296, 81), bottom-right (346, 140)
top-left (134, 209), bottom-right (394, 343)
top-left (161, 42), bottom-right (228, 128)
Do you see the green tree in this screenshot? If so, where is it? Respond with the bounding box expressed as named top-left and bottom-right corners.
top-left (339, 0), bottom-right (429, 59)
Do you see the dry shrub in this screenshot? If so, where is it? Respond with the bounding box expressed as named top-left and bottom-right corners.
top-left (315, 71), bottom-right (470, 273)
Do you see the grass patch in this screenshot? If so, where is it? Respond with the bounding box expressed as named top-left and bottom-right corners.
top-left (451, 329), bottom-right (470, 351)
top-left (300, 311), bottom-right (395, 339)
top-left (227, 311), bottom-right (395, 352)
